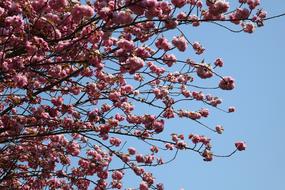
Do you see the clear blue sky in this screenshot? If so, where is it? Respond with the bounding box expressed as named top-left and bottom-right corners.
top-left (148, 1), bottom-right (285, 190)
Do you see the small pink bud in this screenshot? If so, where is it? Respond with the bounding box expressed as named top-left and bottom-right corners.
top-left (235, 141), bottom-right (247, 151)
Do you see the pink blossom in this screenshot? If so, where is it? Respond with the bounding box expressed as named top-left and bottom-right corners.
top-left (78, 159), bottom-right (89, 168)
top-left (133, 166), bottom-right (145, 176)
top-left (115, 114), bottom-right (125, 121)
top-left (199, 108), bottom-right (209, 117)
top-left (144, 155), bottom-right (155, 164)
top-left (112, 170), bottom-right (123, 180)
top-left (98, 7), bottom-right (112, 20)
top-left (112, 181), bottom-right (122, 189)
top-left (109, 91), bottom-right (121, 102)
top-left (70, 86), bottom-right (81, 95)
top-left (189, 15), bottom-right (200, 26)
top-left (235, 141), bottom-right (247, 151)
top-left (235, 8), bottom-right (250, 20)
top-left (219, 76), bottom-right (235, 90)
top-left (211, 0), bottom-right (230, 15)
top-left (172, 36), bottom-right (187, 52)
top-left (136, 47), bottom-right (152, 58)
top-left (190, 134), bottom-right (201, 144)
top-left (202, 149), bottom-right (213, 161)
top-left (155, 37), bottom-right (171, 51)
top-left (215, 125), bottom-right (224, 134)
top-left (228, 106), bottom-right (236, 112)
top-left (165, 143), bottom-right (174, 150)
top-left (188, 112), bottom-right (202, 120)
top-left (192, 91), bottom-right (204, 100)
top-left (136, 154), bottom-right (145, 163)
top-left (49, 0), bottom-right (68, 11)
top-left (182, 89), bottom-right (191, 98)
top-left (128, 147), bottom-right (136, 155)
top-left (51, 96), bottom-right (64, 107)
top-left (121, 84), bottom-right (134, 95)
top-left (124, 56), bottom-right (145, 74)
top-left (156, 183), bottom-right (164, 190)
top-left (117, 38), bottom-right (135, 51)
top-left (164, 19), bottom-right (178, 29)
top-left (0, 7), bottom-right (5, 16)
top-left (71, 4), bottom-right (94, 22)
top-left (257, 10), bottom-right (267, 19)
top-left (153, 119), bottom-right (164, 133)
top-left (196, 0), bottom-right (203, 8)
top-left (110, 137), bottom-right (122, 147)
top-left (145, 7), bottom-right (162, 19)
top-left (171, 0), bottom-right (187, 8)
top-left (143, 0), bottom-right (158, 7)
top-left (113, 11), bottom-right (133, 25)
top-left (98, 171), bottom-right (108, 179)
top-left (163, 108), bottom-right (175, 118)
top-left (150, 146), bottom-right (159, 153)
top-left (196, 64), bottom-right (213, 79)
top-left (66, 142), bottom-right (80, 156)
top-left (163, 54), bottom-right (176, 67)
top-left (192, 42), bottom-right (205, 54)
top-left (177, 12), bottom-right (187, 20)
top-left (13, 73), bottom-right (28, 88)
top-left (139, 181), bottom-right (149, 190)
top-left (214, 58), bottom-right (224, 67)
top-left (243, 22), bottom-right (255, 33)
top-left (5, 15), bottom-right (24, 29)
top-left (176, 141), bottom-right (187, 149)
top-left (247, 0), bottom-right (260, 9)
top-left (210, 97), bottom-right (222, 107)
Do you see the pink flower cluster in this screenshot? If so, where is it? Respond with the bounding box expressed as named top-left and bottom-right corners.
top-left (214, 58), bottom-right (224, 67)
top-left (110, 137), bottom-right (122, 147)
top-left (0, 0), bottom-right (262, 188)
top-left (117, 38), bottom-right (135, 52)
top-left (113, 11), bottom-right (133, 25)
top-left (13, 73), bottom-right (28, 88)
top-left (219, 76), bottom-right (235, 90)
top-left (208, 0), bottom-right (230, 16)
top-left (215, 125), bottom-right (224, 134)
top-left (189, 134), bottom-right (211, 146)
top-left (243, 22), bottom-right (255, 33)
top-left (235, 141), bottom-right (247, 151)
top-left (123, 56), bottom-right (145, 74)
top-left (196, 64), bottom-right (213, 79)
top-left (71, 4), bottom-right (94, 22)
top-left (148, 62), bottom-right (165, 75)
top-left (51, 96), bottom-right (64, 107)
top-left (49, 0), bottom-right (68, 11)
top-left (5, 15), bottom-right (24, 30)
top-left (163, 54), bottom-right (176, 67)
top-left (230, 8), bottom-right (250, 24)
top-left (155, 37), bottom-right (172, 51)
top-left (192, 42), bottom-right (205, 55)
top-left (228, 106), bottom-right (236, 113)
top-left (247, 0), bottom-right (260, 10)
top-left (172, 36), bottom-right (188, 52)
top-left (171, 0), bottom-right (187, 8)
top-left (178, 109), bottom-right (209, 120)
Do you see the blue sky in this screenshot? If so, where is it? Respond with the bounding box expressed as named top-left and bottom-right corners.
top-left (147, 1), bottom-right (285, 190)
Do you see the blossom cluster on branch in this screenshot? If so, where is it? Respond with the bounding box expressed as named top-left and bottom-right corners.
top-left (0, 0), bottom-right (265, 189)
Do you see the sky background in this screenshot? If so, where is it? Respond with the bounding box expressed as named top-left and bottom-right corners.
top-left (148, 1), bottom-right (285, 190)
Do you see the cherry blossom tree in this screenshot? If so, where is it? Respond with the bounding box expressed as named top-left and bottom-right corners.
top-left (0, 0), bottom-right (279, 189)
